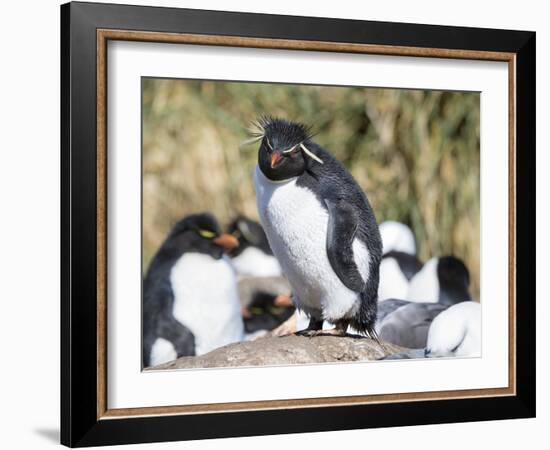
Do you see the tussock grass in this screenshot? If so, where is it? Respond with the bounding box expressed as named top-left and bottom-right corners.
top-left (143, 79), bottom-right (480, 298)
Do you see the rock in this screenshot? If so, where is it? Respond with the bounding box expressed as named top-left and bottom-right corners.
top-left (381, 348), bottom-right (427, 359)
top-left (148, 335), bottom-right (406, 370)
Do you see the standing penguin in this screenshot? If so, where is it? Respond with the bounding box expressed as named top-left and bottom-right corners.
top-left (253, 117), bottom-right (382, 337)
top-left (143, 213), bottom-right (243, 367)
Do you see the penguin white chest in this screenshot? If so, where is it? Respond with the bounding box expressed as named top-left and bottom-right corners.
top-left (378, 257), bottom-right (410, 301)
top-left (170, 253), bottom-right (244, 355)
top-left (254, 166), bottom-right (367, 321)
top-left (407, 257), bottom-right (440, 303)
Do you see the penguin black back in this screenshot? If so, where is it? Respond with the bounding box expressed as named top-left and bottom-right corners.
top-left (378, 302), bottom-right (448, 349)
top-left (377, 298), bottom-right (410, 323)
top-left (294, 139), bottom-right (382, 336)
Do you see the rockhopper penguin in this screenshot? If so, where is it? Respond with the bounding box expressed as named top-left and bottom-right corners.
top-left (252, 117), bottom-right (383, 337)
top-left (142, 213), bottom-right (243, 367)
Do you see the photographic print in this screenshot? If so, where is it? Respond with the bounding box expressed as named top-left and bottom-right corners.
top-left (141, 78), bottom-right (481, 370)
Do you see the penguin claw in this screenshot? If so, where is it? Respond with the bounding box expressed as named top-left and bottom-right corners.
top-left (294, 329), bottom-right (319, 337)
top-left (294, 328), bottom-right (346, 337)
top-left (316, 328), bottom-right (347, 337)
top-left (295, 328), bottom-right (346, 337)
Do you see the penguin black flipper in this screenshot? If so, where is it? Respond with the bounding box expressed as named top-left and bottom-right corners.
top-left (143, 275), bottom-right (196, 367)
top-left (142, 276), bottom-right (168, 367)
top-left (325, 198), bottom-right (365, 293)
top-left (157, 311), bottom-right (196, 358)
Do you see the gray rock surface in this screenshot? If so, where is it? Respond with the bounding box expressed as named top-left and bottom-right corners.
top-left (149, 335), bottom-right (405, 370)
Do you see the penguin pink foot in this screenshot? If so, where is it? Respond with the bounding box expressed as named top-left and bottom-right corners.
top-left (294, 317), bottom-right (326, 337)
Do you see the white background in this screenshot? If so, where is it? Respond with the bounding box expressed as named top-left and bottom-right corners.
top-left (108, 42), bottom-right (509, 409)
top-left (0, 0), bottom-right (546, 449)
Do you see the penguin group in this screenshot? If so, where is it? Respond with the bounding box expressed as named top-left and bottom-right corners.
top-left (142, 212), bottom-right (294, 368)
top-left (143, 214), bottom-right (244, 367)
top-left (142, 116), bottom-right (481, 367)
top-left (376, 220), bottom-right (480, 358)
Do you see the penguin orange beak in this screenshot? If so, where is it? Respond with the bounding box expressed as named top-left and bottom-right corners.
top-left (213, 233), bottom-right (239, 251)
top-left (270, 152), bottom-right (282, 168)
top-left (273, 294), bottom-right (293, 308)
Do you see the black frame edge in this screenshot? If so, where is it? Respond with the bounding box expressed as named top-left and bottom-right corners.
top-left (60, 2), bottom-right (72, 447)
top-left (62, 2), bottom-right (101, 446)
top-left (514, 32), bottom-right (536, 417)
top-left (70, 1), bottom-right (534, 52)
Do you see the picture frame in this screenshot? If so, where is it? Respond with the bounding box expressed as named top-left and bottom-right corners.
top-left (60, 1), bottom-right (535, 447)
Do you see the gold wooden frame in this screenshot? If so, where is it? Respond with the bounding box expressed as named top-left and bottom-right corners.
top-left (96, 29), bottom-right (516, 420)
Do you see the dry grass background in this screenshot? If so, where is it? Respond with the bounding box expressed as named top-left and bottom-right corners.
top-left (143, 78), bottom-right (480, 298)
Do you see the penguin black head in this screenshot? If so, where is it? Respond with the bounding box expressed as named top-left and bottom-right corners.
top-left (164, 213), bottom-right (239, 260)
top-left (227, 215), bottom-right (273, 256)
top-left (253, 117), bottom-right (322, 181)
top-left (437, 256), bottom-right (472, 304)
top-left (437, 256), bottom-right (470, 289)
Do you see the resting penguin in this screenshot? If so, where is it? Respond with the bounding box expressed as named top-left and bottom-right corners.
top-left (381, 301), bottom-right (481, 359)
top-left (376, 298), bottom-right (411, 323)
top-left (252, 117), bottom-right (382, 337)
top-left (377, 301), bottom-right (449, 349)
top-left (142, 213), bottom-right (243, 367)
top-left (227, 215), bottom-right (282, 278)
top-left (425, 301), bottom-right (481, 358)
top-left (376, 259), bottom-right (472, 350)
top-left (407, 256), bottom-right (472, 304)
